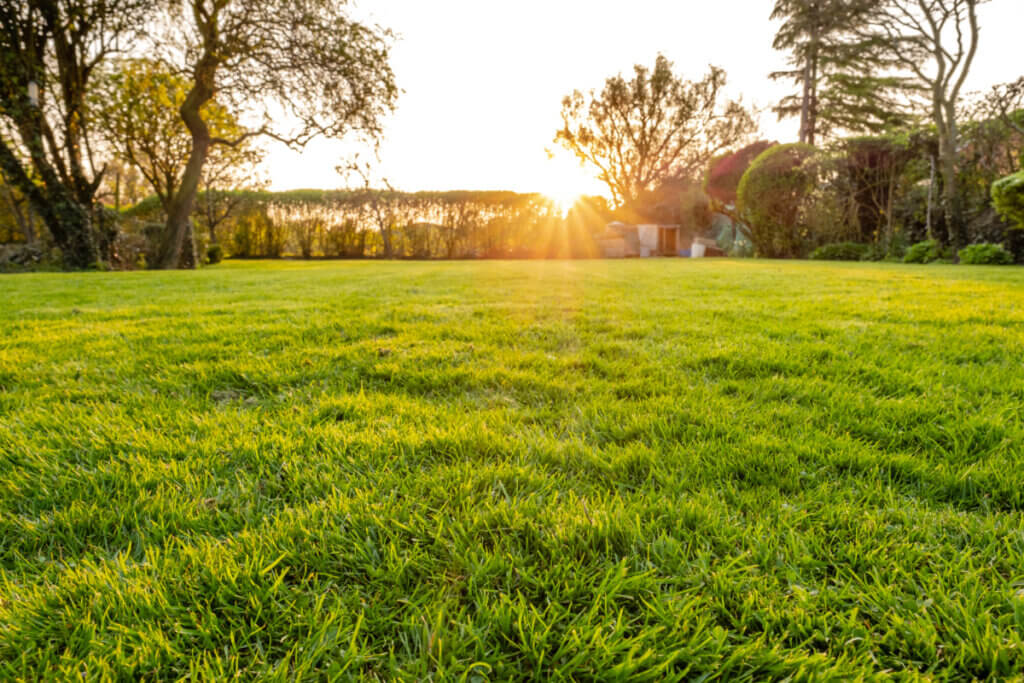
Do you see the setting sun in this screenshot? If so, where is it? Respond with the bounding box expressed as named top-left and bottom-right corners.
top-left (546, 189), bottom-right (583, 215)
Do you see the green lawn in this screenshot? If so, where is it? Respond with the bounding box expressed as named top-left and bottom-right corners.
top-left (2, 259), bottom-right (1024, 680)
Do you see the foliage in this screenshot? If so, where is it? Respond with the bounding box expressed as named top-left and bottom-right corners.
top-left (992, 171), bottom-right (1024, 230)
top-left (770, 0), bottom-right (911, 144)
top-left (903, 239), bottom-right (951, 264)
top-left (121, 189), bottom-right (577, 260)
top-left (91, 59), bottom-right (262, 212)
top-left (704, 141), bottom-right (777, 205)
top-left (957, 97), bottom-right (1024, 227)
top-left (555, 55), bottom-right (756, 208)
top-left (984, 76), bottom-right (1024, 138)
top-left (0, 0), bottom-right (155, 268)
top-left (839, 134), bottom-right (917, 243)
top-left (206, 243), bottom-right (223, 265)
top-left (0, 179), bottom-right (39, 244)
top-left (2, 261), bottom-right (1024, 678)
top-left (957, 243), bottom-right (1013, 265)
top-left (860, 0), bottom-right (985, 248)
top-left (153, 0), bottom-right (399, 268)
top-left (810, 241), bottom-right (870, 261)
top-left (737, 143), bottom-right (819, 258)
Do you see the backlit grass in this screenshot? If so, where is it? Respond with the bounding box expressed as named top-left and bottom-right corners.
top-left (1, 259), bottom-right (1023, 680)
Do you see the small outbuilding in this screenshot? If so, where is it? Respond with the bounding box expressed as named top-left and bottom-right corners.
top-left (597, 222), bottom-right (686, 258)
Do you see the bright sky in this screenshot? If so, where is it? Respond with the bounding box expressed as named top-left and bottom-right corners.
top-left (264, 0), bottom-right (1022, 198)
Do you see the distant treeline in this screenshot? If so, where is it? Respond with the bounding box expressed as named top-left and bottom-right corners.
top-left (121, 189), bottom-right (615, 262)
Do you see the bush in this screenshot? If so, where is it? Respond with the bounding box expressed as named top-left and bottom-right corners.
top-left (992, 171), bottom-right (1024, 231)
top-left (903, 240), bottom-right (951, 264)
top-left (207, 243), bottom-right (224, 264)
top-left (737, 143), bottom-right (818, 258)
top-left (810, 242), bottom-right (869, 261)
top-left (958, 243), bottom-right (1014, 265)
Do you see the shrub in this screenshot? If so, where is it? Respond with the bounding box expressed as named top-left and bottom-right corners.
top-left (737, 143), bottom-right (818, 258)
top-left (207, 243), bottom-right (224, 265)
top-left (810, 242), bottom-right (869, 261)
top-left (903, 240), bottom-right (951, 264)
top-left (958, 243), bottom-right (1014, 265)
top-left (992, 171), bottom-right (1024, 231)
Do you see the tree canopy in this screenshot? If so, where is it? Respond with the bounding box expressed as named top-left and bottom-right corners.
top-left (92, 58), bottom-right (262, 213)
top-left (771, 0), bottom-right (911, 144)
top-left (0, 0), bottom-right (155, 267)
top-left (555, 55), bottom-right (756, 210)
top-left (147, 0), bottom-right (399, 268)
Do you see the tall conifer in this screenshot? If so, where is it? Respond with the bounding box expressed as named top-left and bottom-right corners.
top-left (770, 0), bottom-right (910, 144)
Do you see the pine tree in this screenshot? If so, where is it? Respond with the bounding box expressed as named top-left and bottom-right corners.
top-left (770, 0), bottom-right (910, 145)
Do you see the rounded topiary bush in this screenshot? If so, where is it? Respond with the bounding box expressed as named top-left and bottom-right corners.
top-left (992, 171), bottom-right (1024, 230)
top-left (958, 243), bottom-right (1014, 265)
top-left (737, 143), bottom-right (817, 258)
top-left (810, 242), bottom-right (870, 261)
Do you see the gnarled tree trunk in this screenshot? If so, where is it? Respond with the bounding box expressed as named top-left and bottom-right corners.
top-left (157, 69), bottom-right (214, 269)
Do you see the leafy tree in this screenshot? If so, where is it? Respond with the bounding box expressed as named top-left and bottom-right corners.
top-left (92, 58), bottom-right (263, 263)
top-left (555, 55), bottom-right (756, 210)
top-left (705, 141), bottom-right (777, 207)
top-left (840, 134), bottom-right (916, 244)
top-left (861, 0), bottom-right (986, 248)
top-left (154, 0), bottom-right (399, 269)
top-left (0, 0), bottom-right (153, 268)
top-left (771, 0), bottom-right (910, 145)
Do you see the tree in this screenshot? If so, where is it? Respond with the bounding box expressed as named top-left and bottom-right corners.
top-left (841, 134), bottom-right (916, 244)
top-left (339, 159), bottom-right (403, 259)
top-left (0, 0), bottom-right (153, 268)
top-left (861, 0), bottom-right (986, 248)
top-left (984, 77), bottom-right (1024, 139)
top-left (771, 0), bottom-right (911, 145)
top-left (92, 58), bottom-right (262, 262)
top-left (705, 140), bottom-right (778, 207)
top-left (555, 55), bottom-right (756, 210)
top-left (153, 0), bottom-right (398, 269)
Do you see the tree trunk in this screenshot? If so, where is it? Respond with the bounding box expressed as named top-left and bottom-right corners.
top-left (158, 79), bottom-right (214, 269)
top-left (806, 15), bottom-right (820, 147)
top-left (926, 155), bottom-right (935, 241)
top-left (885, 168), bottom-right (896, 249)
top-left (0, 137), bottom-right (96, 268)
top-left (799, 59), bottom-right (811, 145)
top-left (938, 115), bottom-right (964, 249)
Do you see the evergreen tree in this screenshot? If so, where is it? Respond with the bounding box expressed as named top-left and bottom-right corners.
top-left (770, 0), bottom-right (910, 145)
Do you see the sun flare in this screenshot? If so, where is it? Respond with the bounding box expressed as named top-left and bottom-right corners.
top-left (546, 189), bottom-right (584, 215)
